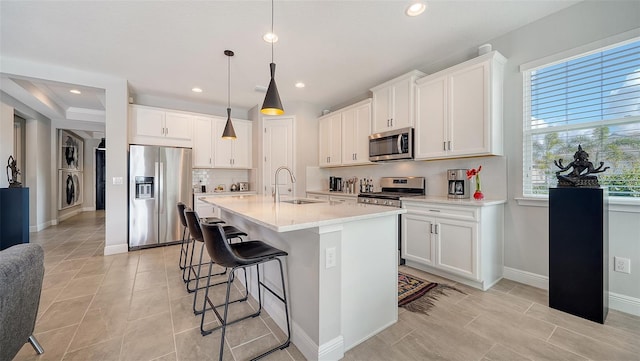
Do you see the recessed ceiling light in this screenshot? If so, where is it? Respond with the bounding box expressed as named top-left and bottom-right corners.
top-left (263, 32), bottom-right (278, 43)
top-left (406, 1), bottom-right (427, 16)
top-left (295, 82), bottom-right (305, 88)
top-left (192, 87), bottom-right (203, 93)
top-left (69, 89), bottom-right (81, 94)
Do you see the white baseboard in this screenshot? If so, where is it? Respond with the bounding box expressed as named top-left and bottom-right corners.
top-left (609, 291), bottom-right (640, 316)
top-left (29, 220), bottom-right (52, 233)
top-left (82, 206), bottom-right (96, 212)
top-left (259, 283), bottom-right (344, 361)
top-left (57, 209), bottom-right (81, 223)
top-left (503, 267), bottom-right (640, 317)
top-left (503, 266), bottom-right (549, 290)
top-left (318, 336), bottom-right (345, 361)
top-left (103, 243), bottom-right (128, 255)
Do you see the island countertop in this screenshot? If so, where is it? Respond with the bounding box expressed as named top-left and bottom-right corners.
top-left (200, 194), bottom-right (405, 232)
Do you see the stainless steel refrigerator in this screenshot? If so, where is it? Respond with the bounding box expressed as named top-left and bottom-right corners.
top-left (128, 145), bottom-right (192, 249)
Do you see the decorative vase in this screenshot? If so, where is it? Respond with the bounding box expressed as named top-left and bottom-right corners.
top-left (473, 174), bottom-right (484, 200)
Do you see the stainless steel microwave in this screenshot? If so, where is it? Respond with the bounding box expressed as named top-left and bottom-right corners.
top-left (369, 127), bottom-right (414, 162)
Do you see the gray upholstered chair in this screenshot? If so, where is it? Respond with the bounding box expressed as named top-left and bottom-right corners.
top-left (0, 243), bottom-right (45, 361)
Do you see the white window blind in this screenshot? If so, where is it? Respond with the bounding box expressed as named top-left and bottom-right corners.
top-left (523, 38), bottom-right (640, 197)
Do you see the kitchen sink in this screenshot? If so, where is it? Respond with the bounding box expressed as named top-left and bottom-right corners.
top-left (281, 198), bottom-right (326, 205)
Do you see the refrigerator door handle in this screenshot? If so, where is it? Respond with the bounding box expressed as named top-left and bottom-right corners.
top-left (154, 161), bottom-right (160, 213)
top-left (158, 162), bottom-right (164, 214)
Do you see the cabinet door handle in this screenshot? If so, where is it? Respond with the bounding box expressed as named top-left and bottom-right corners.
top-left (435, 224), bottom-right (439, 234)
top-left (448, 141), bottom-right (451, 151)
top-left (430, 224), bottom-right (434, 234)
top-left (354, 153), bottom-right (357, 160)
top-left (390, 118), bottom-right (393, 127)
top-left (443, 142), bottom-right (446, 151)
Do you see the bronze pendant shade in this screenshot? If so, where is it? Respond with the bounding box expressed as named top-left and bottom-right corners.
top-left (222, 107), bottom-right (236, 139)
top-left (222, 50), bottom-right (237, 139)
top-left (261, 62), bottom-right (284, 115)
top-left (261, 0), bottom-right (284, 115)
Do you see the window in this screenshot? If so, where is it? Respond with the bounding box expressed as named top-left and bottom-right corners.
top-left (523, 38), bottom-right (640, 198)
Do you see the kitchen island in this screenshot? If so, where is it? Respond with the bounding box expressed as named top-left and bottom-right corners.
top-left (201, 195), bottom-right (405, 361)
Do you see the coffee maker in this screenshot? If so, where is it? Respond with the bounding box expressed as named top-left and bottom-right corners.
top-left (447, 169), bottom-right (470, 199)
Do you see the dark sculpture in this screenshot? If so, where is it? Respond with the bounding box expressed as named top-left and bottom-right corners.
top-left (6, 155), bottom-right (22, 188)
top-left (554, 145), bottom-right (609, 188)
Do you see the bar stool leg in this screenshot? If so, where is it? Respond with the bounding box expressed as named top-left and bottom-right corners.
top-left (218, 268), bottom-right (236, 361)
top-left (178, 226), bottom-right (188, 270)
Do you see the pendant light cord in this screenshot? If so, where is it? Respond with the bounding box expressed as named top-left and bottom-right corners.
top-left (271, 0), bottom-right (274, 63)
top-left (227, 53), bottom-right (230, 108)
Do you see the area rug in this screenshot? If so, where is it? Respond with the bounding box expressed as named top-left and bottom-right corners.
top-left (398, 271), bottom-right (465, 314)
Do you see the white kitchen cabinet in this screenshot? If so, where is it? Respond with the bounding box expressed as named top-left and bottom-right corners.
top-left (415, 51), bottom-right (506, 160)
top-left (370, 70), bottom-right (425, 133)
top-left (318, 113), bottom-right (342, 167)
top-left (306, 192), bottom-right (330, 201)
top-left (194, 196), bottom-right (216, 218)
top-left (329, 194), bottom-right (358, 204)
top-left (213, 118), bottom-right (252, 169)
top-left (129, 105), bottom-right (193, 147)
top-left (341, 100), bottom-right (371, 165)
top-left (192, 116), bottom-right (214, 168)
top-left (401, 199), bottom-right (503, 290)
top-left (401, 212), bottom-right (435, 266)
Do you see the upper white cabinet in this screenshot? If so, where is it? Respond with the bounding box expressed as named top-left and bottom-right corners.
top-left (318, 113), bottom-right (342, 167)
top-left (192, 116), bottom-right (214, 168)
top-left (213, 118), bottom-right (252, 169)
top-left (415, 51), bottom-right (506, 160)
top-left (319, 99), bottom-right (372, 168)
top-left (341, 100), bottom-right (371, 166)
top-left (370, 70), bottom-right (425, 133)
top-left (129, 105), bottom-right (193, 147)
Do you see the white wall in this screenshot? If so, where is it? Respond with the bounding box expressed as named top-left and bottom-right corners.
top-left (1, 57), bottom-right (129, 255)
top-left (1, 91), bottom-right (53, 231)
top-left (0, 101), bottom-right (14, 188)
top-left (487, 1), bottom-right (640, 310)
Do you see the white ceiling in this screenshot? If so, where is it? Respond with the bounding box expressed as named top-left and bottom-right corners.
top-left (1, 0), bottom-right (580, 121)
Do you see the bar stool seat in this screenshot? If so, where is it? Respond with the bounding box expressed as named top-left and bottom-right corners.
top-left (200, 222), bottom-right (291, 361)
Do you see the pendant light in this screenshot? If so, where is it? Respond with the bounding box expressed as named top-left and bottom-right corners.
top-left (222, 50), bottom-right (237, 139)
top-left (261, 0), bottom-right (284, 115)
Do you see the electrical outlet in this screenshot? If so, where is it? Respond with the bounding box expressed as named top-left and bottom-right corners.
top-left (326, 247), bottom-right (336, 269)
top-left (614, 256), bottom-right (631, 274)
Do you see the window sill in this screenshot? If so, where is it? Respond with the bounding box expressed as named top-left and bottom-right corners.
top-left (515, 196), bottom-right (640, 213)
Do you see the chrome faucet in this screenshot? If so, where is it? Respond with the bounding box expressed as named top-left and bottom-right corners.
top-left (274, 166), bottom-right (296, 203)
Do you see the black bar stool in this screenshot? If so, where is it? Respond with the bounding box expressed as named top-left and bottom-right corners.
top-left (177, 202), bottom-right (224, 282)
top-left (199, 222), bottom-right (291, 361)
top-left (182, 209), bottom-right (247, 291)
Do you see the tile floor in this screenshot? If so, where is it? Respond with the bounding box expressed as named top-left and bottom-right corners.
top-left (13, 211), bottom-right (640, 361)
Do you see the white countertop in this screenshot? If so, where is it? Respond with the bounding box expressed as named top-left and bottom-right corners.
top-left (401, 195), bottom-right (507, 206)
top-left (201, 194), bottom-right (405, 232)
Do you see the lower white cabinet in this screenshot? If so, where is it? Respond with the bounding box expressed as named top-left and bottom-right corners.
top-left (402, 200), bottom-right (503, 290)
top-left (306, 192), bottom-right (330, 201)
top-left (329, 195), bottom-right (358, 204)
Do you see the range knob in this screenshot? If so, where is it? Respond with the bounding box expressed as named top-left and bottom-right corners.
top-left (373, 199), bottom-right (378, 204)
top-left (383, 200), bottom-right (388, 205)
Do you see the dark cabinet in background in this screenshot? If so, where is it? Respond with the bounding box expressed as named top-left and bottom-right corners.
top-left (0, 187), bottom-right (30, 250)
top-left (549, 187), bottom-right (608, 324)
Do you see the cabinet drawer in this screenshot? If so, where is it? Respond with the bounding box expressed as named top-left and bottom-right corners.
top-left (404, 203), bottom-right (478, 222)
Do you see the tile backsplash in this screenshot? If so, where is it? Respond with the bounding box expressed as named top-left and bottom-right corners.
top-left (192, 169), bottom-right (251, 192)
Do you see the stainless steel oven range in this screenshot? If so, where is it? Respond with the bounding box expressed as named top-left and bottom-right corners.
top-left (357, 177), bottom-right (426, 264)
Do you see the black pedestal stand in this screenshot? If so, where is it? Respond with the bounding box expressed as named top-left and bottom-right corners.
top-left (549, 187), bottom-right (608, 324)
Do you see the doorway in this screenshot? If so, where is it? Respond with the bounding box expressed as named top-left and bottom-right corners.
top-left (95, 138), bottom-right (106, 210)
top-left (262, 116), bottom-right (295, 197)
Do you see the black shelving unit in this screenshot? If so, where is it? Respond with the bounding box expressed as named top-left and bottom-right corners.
top-left (549, 187), bottom-right (608, 324)
top-left (0, 187), bottom-right (30, 250)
